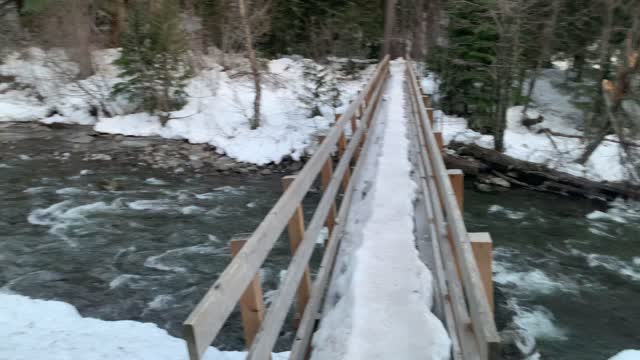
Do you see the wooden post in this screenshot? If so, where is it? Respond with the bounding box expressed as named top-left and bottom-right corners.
top-left (422, 94), bottom-right (431, 108)
top-left (350, 114), bottom-right (358, 133)
top-left (333, 113), bottom-right (352, 192)
top-left (229, 236), bottom-right (266, 347)
top-left (469, 232), bottom-right (494, 312)
top-left (316, 136), bottom-right (339, 238)
top-left (434, 131), bottom-right (444, 152)
top-left (447, 169), bottom-right (464, 211)
top-left (281, 176), bottom-right (312, 323)
top-left (426, 108), bottom-right (435, 125)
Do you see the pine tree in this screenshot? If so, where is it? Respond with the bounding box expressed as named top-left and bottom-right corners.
top-left (428, 0), bottom-right (498, 130)
top-left (111, 0), bottom-right (192, 125)
top-left (299, 61), bottom-right (342, 118)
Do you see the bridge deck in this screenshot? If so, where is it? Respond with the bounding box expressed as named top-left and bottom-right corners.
top-left (310, 60), bottom-right (451, 359)
top-left (183, 58), bottom-right (499, 360)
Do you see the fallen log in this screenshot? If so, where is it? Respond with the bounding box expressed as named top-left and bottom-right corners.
top-left (537, 128), bottom-right (640, 149)
top-left (447, 142), bottom-right (640, 200)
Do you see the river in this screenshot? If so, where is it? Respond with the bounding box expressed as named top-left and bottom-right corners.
top-left (466, 187), bottom-right (639, 359)
top-left (0, 124), bottom-right (638, 358)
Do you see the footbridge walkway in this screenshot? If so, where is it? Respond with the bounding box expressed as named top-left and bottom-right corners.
top-left (183, 57), bottom-right (500, 360)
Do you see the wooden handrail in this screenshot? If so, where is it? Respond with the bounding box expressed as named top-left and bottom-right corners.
top-left (405, 62), bottom-right (500, 360)
top-left (183, 55), bottom-right (390, 360)
top-left (288, 61), bottom-right (390, 360)
top-left (406, 76), bottom-right (479, 359)
top-left (247, 69), bottom-right (388, 358)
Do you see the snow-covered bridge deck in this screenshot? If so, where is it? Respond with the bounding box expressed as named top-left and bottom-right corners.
top-left (184, 58), bottom-right (499, 360)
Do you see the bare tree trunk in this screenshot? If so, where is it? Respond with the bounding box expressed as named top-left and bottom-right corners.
top-left (579, 0), bottom-right (618, 162)
top-left (184, 0), bottom-right (205, 70)
top-left (110, 0), bottom-right (128, 46)
top-left (69, 0), bottom-right (94, 78)
top-left (238, 0), bottom-right (261, 129)
top-left (383, 0), bottom-right (397, 58)
top-left (521, 0), bottom-right (562, 116)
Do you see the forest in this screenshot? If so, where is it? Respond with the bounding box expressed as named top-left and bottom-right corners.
top-left (1, 0), bottom-right (638, 173)
top-left (1, 2), bottom-right (640, 360)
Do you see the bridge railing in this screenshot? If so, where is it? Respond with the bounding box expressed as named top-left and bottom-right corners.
top-left (183, 55), bottom-right (391, 360)
top-left (405, 62), bottom-right (500, 360)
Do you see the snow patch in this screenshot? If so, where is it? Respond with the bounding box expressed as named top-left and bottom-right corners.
top-left (0, 293), bottom-right (287, 360)
top-left (610, 350), bottom-right (640, 360)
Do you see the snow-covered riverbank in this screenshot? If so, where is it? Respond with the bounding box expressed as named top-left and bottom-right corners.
top-left (425, 69), bottom-right (639, 184)
top-left (0, 48), bottom-right (371, 165)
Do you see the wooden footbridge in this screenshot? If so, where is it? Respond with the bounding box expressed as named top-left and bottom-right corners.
top-left (183, 58), bottom-right (500, 360)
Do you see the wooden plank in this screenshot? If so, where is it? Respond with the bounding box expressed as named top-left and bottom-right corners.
top-left (229, 237), bottom-right (266, 348)
top-left (183, 57), bottom-right (390, 360)
top-left (447, 169), bottom-right (464, 211)
top-left (281, 176), bottom-right (312, 322)
top-left (469, 232), bottom-right (494, 313)
top-left (406, 62), bottom-right (499, 359)
top-left (289, 81), bottom-right (386, 359)
top-left (247, 100), bottom-right (372, 360)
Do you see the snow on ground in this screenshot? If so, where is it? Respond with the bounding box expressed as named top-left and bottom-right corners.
top-left (610, 350), bottom-right (640, 360)
top-left (0, 292), bottom-right (288, 360)
top-left (435, 68), bottom-right (637, 183)
top-left (0, 48), bottom-right (370, 165)
top-left (0, 48), bottom-right (123, 125)
top-left (438, 112), bottom-right (494, 149)
top-left (312, 60), bottom-right (450, 360)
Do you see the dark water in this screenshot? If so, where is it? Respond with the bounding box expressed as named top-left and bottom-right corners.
top-left (465, 185), bottom-right (640, 359)
top-left (0, 124), bottom-right (323, 351)
top-left (1, 125), bottom-right (638, 358)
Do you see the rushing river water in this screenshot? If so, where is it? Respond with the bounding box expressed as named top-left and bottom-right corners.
top-left (1, 124), bottom-right (638, 358)
top-left (0, 124), bottom-right (324, 351)
top-left (465, 187), bottom-right (640, 359)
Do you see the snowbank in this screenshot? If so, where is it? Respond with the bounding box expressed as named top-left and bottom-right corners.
top-left (435, 68), bottom-right (638, 183)
top-left (312, 60), bottom-right (450, 360)
top-left (439, 112), bottom-right (494, 148)
top-left (610, 350), bottom-right (640, 360)
top-left (1, 48), bottom-right (370, 165)
top-left (0, 292), bottom-right (288, 360)
top-left (0, 48), bottom-right (122, 125)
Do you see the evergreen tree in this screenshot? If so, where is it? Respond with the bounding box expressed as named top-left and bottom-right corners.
top-left (299, 61), bottom-right (342, 118)
top-left (428, 0), bottom-right (498, 131)
top-left (111, 0), bottom-right (192, 125)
